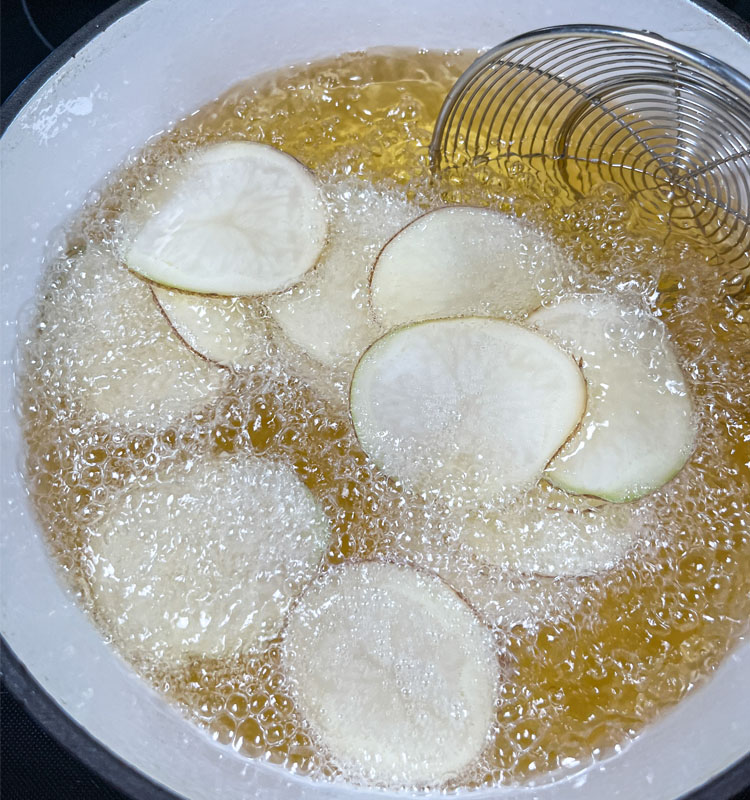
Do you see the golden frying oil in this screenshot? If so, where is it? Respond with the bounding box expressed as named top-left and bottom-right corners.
top-left (20, 48), bottom-right (750, 789)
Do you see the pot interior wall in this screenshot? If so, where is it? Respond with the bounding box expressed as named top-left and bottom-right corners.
top-left (1, 1), bottom-right (748, 799)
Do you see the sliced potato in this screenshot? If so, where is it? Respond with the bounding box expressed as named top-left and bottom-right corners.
top-left (389, 494), bottom-right (614, 629)
top-left (39, 248), bottom-right (227, 426)
top-left (531, 295), bottom-right (696, 502)
top-left (127, 142), bottom-right (327, 296)
top-left (370, 206), bottom-right (572, 328)
top-left (455, 485), bottom-right (638, 576)
top-left (282, 560), bottom-right (499, 787)
top-left (350, 317), bottom-right (586, 502)
top-left (267, 182), bottom-right (419, 370)
top-left (433, 550), bottom-right (585, 632)
top-left (153, 286), bottom-right (270, 369)
top-left (86, 454), bottom-right (330, 663)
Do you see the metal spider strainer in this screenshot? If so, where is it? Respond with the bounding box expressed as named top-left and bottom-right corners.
top-left (429, 25), bottom-right (750, 273)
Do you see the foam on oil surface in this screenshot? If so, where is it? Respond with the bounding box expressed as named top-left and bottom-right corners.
top-left (18, 48), bottom-right (750, 791)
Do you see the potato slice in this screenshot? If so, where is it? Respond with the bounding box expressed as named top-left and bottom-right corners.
top-left (266, 181), bottom-right (419, 371)
top-left (86, 454), bottom-right (330, 663)
top-left (153, 287), bottom-right (270, 370)
top-left (350, 318), bottom-right (586, 502)
top-left (455, 486), bottom-right (638, 576)
top-left (531, 295), bottom-right (696, 502)
top-left (370, 206), bottom-right (571, 327)
top-left (282, 561), bottom-right (499, 787)
top-left (127, 142), bottom-right (328, 296)
top-left (38, 248), bottom-right (227, 427)
top-left (387, 504), bottom-right (589, 631)
top-left (429, 550), bottom-right (585, 632)
top-left (389, 490), bottom-right (627, 629)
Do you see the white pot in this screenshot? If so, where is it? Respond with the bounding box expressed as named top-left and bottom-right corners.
top-left (1, 2), bottom-right (749, 798)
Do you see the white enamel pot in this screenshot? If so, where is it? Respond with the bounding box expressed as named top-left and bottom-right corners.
top-left (1, 1), bottom-right (749, 799)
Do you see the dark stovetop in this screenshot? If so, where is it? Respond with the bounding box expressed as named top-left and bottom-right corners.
top-left (1, 1), bottom-right (749, 799)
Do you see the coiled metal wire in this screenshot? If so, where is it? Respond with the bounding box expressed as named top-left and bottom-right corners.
top-left (429, 25), bottom-right (750, 270)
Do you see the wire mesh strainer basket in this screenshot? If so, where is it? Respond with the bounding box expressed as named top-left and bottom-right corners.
top-left (429, 25), bottom-right (750, 273)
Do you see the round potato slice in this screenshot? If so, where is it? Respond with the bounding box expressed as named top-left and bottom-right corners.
top-left (432, 552), bottom-right (585, 632)
top-left (267, 181), bottom-right (419, 371)
top-left (370, 206), bottom-right (572, 328)
top-left (153, 287), bottom-right (270, 369)
top-left (531, 295), bottom-right (696, 502)
top-left (38, 248), bottom-right (227, 427)
top-left (127, 142), bottom-right (328, 296)
top-left (455, 486), bottom-right (638, 576)
top-left (86, 454), bottom-right (330, 663)
top-left (387, 505), bottom-right (588, 631)
top-left (282, 561), bottom-right (499, 787)
top-left (350, 317), bottom-right (586, 502)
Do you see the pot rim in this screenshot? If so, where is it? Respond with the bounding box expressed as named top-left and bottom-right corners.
top-left (0, 1), bottom-right (748, 799)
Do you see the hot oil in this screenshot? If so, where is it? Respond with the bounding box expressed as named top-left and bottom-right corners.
top-left (20, 48), bottom-right (750, 790)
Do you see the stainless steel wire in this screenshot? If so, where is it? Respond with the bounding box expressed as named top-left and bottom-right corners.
top-left (429, 26), bottom-right (750, 270)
